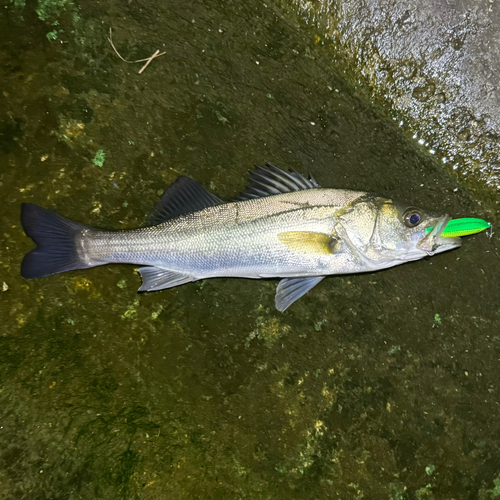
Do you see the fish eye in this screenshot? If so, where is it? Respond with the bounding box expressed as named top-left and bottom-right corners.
top-left (403, 209), bottom-right (422, 228)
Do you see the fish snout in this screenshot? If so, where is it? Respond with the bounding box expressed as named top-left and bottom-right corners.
top-left (417, 215), bottom-right (461, 255)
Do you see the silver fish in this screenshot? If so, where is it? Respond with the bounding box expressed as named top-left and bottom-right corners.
top-left (21, 164), bottom-right (461, 311)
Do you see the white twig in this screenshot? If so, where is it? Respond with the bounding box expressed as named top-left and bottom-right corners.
top-left (138, 49), bottom-right (161, 74)
top-left (107, 28), bottom-right (166, 73)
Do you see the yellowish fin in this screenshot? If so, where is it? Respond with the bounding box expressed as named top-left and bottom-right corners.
top-left (278, 231), bottom-right (339, 254)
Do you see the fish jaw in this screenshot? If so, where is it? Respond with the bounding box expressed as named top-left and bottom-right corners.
top-left (415, 215), bottom-right (462, 256)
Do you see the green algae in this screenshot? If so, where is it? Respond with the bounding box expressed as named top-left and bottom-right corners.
top-left (92, 149), bottom-right (106, 167)
top-left (482, 478), bottom-right (500, 499)
top-left (45, 29), bottom-right (60, 41)
top-left (478, 477), bottom-right (500, 500)
top-left (425, 464), bottom-right (436, 476)
top-left (35, 0), bottom-right (74, 21)
top-left (432, 313), bottom-right (442, 328)
top-left (389, 482), bottom-right (406, 500)
top-left (416, 484), bottom-right (434, 500)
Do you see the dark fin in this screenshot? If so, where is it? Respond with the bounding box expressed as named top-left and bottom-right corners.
top-left (149, 176), bottom-right (224, 225)
top-left (275, 276), bottom-right (325, 312)
top-left (137, 266), bottom-right (196, 291)
top-left (237, 163), bottom-right (321, 201)
top-left (277, 231), bottom-right (340, 255)
top-left (21, 203), bottom-right (91, 279)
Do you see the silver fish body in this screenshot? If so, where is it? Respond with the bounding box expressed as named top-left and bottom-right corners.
top-left (21, 164), bottom-right (462, 311)
top-left (81, 189), bottom-right (366, 277)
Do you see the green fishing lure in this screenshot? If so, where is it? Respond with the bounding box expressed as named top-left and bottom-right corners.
top-left (426, 218), bottom-right (490, 238)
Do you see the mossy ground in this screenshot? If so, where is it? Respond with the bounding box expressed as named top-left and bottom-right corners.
top-left (1, 0), bottom-right (498, 498)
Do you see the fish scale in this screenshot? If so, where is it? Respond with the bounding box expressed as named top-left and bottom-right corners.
top-left (82, 190), bottom-right (361, 278)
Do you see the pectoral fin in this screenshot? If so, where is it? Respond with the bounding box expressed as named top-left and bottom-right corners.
top-left (278, 231), bottom-right (340, 255)
top-left (276, 276), bottom-right (325, 312)
top-left (138, 266), bottom-right (196, 291)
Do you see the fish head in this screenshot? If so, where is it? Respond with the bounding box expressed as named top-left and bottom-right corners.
top-left (337, 195), bottom-right (462, 266)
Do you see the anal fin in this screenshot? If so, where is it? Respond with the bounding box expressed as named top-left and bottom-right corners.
top-left (138, 267), bottom-right (196, 292)
top-left (276, 276), bottom-right (325, 312)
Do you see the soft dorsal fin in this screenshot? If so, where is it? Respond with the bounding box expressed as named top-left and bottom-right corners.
top-left (149, 176), bottom-right (224, 225)
top-left (237, 163), bottom-right (320, 201)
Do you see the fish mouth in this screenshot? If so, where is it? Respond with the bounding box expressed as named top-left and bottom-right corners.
top-left (417, 215), bottom-right (462, 255)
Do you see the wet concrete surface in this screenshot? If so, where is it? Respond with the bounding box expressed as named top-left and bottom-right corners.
top-left (283, 0), bottom-right (500, 198)
top-left (0, 0), bottom-right (499, 499)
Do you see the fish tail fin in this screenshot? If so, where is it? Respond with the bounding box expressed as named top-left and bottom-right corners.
top-left (21, 203), bottom-right (93, 279)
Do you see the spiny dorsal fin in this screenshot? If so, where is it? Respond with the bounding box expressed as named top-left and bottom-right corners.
top-left (149, 176), bottom-right (224, 225)
top-left (237, 163), bottom-right (320, 201)
top-left (277, 231), bottom-right (340, 255)
top-left (276, 276), bottom-right (325, 312)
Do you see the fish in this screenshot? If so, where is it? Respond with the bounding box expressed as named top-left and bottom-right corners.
top-left (20, 163), bottom-right (484, 312)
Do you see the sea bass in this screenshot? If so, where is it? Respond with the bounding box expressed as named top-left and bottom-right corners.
top-left (21, 164), bottom-right (469, 311)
